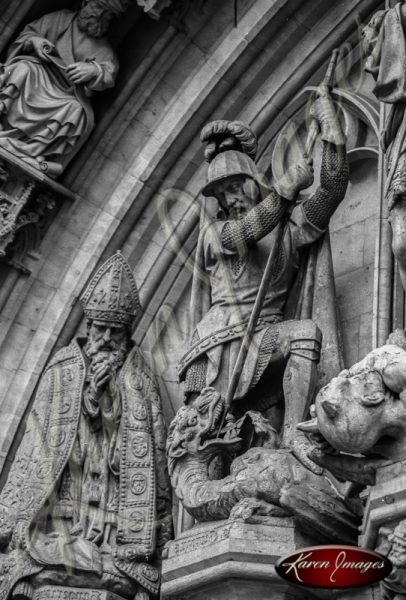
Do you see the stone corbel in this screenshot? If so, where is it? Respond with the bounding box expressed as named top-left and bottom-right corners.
top-left (0, 147), bottom-right (75, 270)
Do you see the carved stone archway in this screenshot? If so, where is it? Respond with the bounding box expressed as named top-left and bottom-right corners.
top-left (0, 0), bottom-right (384, 473)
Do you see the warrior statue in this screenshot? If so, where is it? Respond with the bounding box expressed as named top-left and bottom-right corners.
top-left (0, 252), bottom-right (172, 600)
top-left (177, 83), bottom-right (348, 474)
top-left (0, 0), bottom-right (122, 177)
top-left (362, 4), bottom-right (406, 292)
top-left (166, 86), bottom-right (361, 537)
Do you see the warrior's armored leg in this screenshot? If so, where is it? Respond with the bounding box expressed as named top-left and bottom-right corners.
top-left (278, 319), bottom-right (322, 450)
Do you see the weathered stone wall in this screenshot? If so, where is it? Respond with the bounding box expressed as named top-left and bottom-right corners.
top-left (0, 0), bottom-right (385, 474)
top-left (331, 156), bottom-right (379, 366)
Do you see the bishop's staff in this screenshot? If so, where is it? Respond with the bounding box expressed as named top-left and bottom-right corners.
top-left (218, 48), bottom-right (341, 433)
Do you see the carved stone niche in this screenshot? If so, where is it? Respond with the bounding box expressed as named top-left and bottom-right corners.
top-left (0, 147), bottom-right (74, 270)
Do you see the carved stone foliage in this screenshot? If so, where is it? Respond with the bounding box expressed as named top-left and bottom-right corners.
top-left (0, 253), bottom-right (172, 600)
top-left (0, 149), bottom-right (73, 268)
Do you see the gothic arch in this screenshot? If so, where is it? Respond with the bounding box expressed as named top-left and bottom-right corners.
top-left (0, 0), bottom-right (383, 468)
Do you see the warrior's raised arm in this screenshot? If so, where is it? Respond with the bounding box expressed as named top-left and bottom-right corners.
top-left (199, 86), bottom-right (347, 255)
top-left (302, 86), bottom-right (348, 229)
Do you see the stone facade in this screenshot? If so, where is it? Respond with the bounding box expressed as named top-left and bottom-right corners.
top-left (0, 0), bottom-right (405, 599)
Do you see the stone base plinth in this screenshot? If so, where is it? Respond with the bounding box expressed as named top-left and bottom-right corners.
top-left (13, 584), bottom-right (127, 600)
top-left (358, 460), bottom-right (406, 599)
top-left (360, 460), bottom-right (406, 549)
top-left (161, 518), bottom-right (325, 600)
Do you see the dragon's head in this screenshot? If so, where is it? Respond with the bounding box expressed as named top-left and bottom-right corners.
top-left (166, 388), bottom-right (224, 461)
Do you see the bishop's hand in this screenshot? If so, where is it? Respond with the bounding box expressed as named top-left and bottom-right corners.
top-left (91, 361), bottom-right (113, 393)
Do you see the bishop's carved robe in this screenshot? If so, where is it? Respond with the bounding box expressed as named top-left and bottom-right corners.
top-left (0, 340), bottom-right (171, 600)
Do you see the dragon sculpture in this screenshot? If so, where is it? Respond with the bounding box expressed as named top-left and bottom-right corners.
top-left (166, 387), bottom-right (360, 543)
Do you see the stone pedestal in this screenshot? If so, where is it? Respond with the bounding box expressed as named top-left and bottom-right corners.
top-left (359, 460), bottom-right (406, 599)
top-left (360, 460), bottom-right (406, 549)
top-left (161, 518), bottom-right (327, 600)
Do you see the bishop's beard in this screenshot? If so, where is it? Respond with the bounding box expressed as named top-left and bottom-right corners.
top-left (84, 336), bottom-right (130, 376)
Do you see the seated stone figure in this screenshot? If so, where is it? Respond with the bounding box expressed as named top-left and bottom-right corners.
top-left (177, 86), bottom-right (348, 474)
top-left (0, 252), bottom-right (172, 600)
top-left (0, 0), bottom-right (121, 177)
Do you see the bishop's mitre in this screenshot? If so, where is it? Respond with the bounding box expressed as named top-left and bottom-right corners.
top-left (81, 251), bottom-right (141, 325)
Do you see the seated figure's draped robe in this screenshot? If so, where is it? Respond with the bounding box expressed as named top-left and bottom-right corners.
top-left (0, 10), bottom-right (118, 176)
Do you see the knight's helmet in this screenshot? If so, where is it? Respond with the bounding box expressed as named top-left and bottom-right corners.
top-left (200, 120), bottom-right (259, 197)
top-left (80, 251), bottom-right (141, 326)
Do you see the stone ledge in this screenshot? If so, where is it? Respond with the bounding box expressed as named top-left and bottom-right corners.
top-left (0, 146), bottom-right (75, 201)
top-left (18, 584), bottom-right (126, 600)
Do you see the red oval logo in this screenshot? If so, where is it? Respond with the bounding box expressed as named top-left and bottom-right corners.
top-left (275, 545), bottom-right (392, 589)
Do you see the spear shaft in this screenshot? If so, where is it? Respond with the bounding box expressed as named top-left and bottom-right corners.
top-left (305, 48), bottom-right (340, 156)
top-left (217, 48), bottom-right (340, 432)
